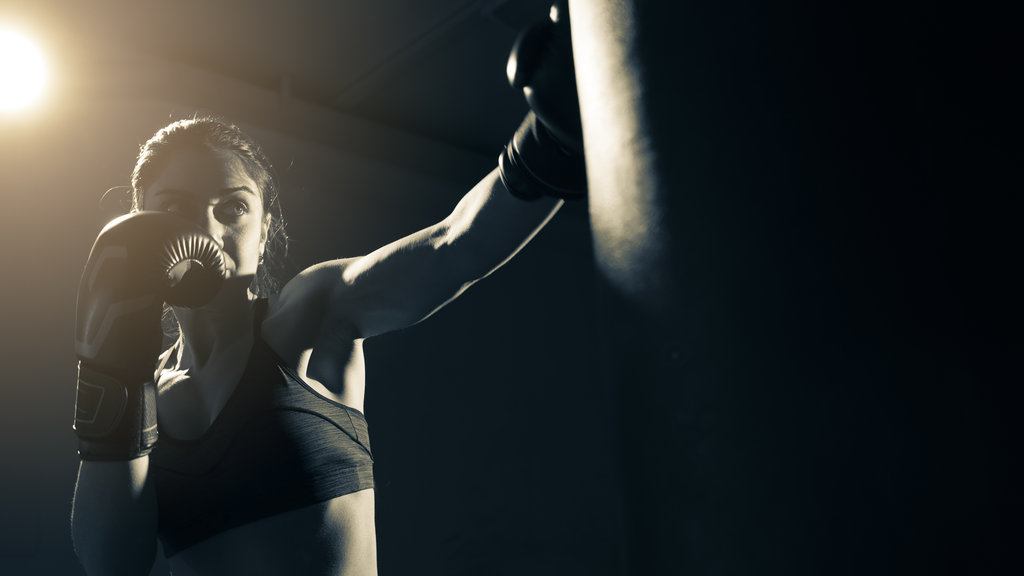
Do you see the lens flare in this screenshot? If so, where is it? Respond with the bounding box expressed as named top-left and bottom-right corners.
top-left (0, 28), bottom-right (47, 111)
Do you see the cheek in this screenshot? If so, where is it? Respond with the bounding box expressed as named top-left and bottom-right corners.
top-left (237, 219), bottom-right (266, 263)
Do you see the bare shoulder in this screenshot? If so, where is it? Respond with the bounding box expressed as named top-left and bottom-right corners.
top-left (260, 259), bottom-right (359, 361)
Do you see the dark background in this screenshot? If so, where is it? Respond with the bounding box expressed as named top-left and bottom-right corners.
top-left (0, 1), bottom-right (1016, 575)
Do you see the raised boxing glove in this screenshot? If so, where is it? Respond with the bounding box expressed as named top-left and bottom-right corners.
top-left (74, 211), bottom-right (225, 460)
top-left (499, 1), bottom-right (586, 200)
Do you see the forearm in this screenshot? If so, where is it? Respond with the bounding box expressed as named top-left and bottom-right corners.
top-left (72, 458), bottom-right (157, 575)
top-left (331, 168), bottom-right (561, 338)
top-left (439, 167), bottom-right (562, 283)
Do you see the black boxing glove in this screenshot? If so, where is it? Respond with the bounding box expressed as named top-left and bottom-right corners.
top-left (73, 211), bottom-right (225, 460)
top-left (499, 1), bottom-right (586, 200)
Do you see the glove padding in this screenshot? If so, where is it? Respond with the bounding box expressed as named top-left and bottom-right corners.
top-left (499, 2), bottom-right (586, 200)
top-left (74, 211), bottom-right (225, 460)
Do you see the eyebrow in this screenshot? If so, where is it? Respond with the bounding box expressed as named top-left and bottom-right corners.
top-left (152, 186), bottom-right (258, 198)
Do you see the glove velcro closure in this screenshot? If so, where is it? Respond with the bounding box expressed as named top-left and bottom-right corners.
top-left (74, 362), bottom-right (158, 461)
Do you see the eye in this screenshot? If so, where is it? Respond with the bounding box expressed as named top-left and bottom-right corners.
top-left (218, 199), bottom-right (250, 219)
top-left (161, 201), bottom-right (188, 215)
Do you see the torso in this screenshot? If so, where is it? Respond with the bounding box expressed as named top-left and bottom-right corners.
top-left (155, 294), bottom-right (376, 576)
top-left (165, 491), bottom-right (376, 576)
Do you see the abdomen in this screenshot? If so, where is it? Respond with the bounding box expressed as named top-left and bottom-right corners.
top-left (167, 489), bottom-right (377, 576)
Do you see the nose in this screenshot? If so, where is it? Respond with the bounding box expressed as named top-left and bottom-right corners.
top-left (195, 208), bottom-right (225, 248)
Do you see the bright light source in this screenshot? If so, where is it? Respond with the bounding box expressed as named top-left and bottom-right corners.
top-left (0, 28), bottom-right (47, 111)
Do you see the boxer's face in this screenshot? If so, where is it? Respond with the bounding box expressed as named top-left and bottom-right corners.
top-left (142, 147), bottom-right (271, 281)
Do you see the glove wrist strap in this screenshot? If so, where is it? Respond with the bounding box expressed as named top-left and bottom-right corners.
top-left (74, 362), bottom-right (158, 461)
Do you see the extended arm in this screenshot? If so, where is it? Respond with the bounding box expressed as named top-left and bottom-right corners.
top-left (338, 169), bottom-right (561, 337)
top-left (279, 4), bottom-right (583, 341)
top-left (282, 170), bottom-right (561, 340)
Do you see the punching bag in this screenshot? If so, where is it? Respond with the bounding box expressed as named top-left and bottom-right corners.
top-left (570, 0), bottom-right (1013, 574)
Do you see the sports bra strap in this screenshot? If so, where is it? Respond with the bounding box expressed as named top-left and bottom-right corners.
top-left (253, 298), bottom-right (269, 338)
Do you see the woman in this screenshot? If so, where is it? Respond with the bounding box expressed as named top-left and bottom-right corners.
top-left (70, 10), bottom-right (580, 573)
top-left (70, 107), bottom-right (574, 575)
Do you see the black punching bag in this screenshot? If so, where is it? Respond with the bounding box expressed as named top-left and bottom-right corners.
top-left (571, 0), bottom-right (1014, 574)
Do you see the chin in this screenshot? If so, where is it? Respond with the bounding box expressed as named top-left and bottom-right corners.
top-left (200, 276), bottom-right (257, 309)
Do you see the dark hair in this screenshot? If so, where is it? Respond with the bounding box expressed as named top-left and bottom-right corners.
top-left (130, 116), bottom-right (288, 296)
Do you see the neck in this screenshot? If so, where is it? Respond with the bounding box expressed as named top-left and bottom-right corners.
top-left (171, 277), bottom-right (258, 371)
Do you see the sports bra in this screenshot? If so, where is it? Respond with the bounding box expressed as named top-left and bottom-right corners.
top-left (150, 299), bottom-right (374, 557)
